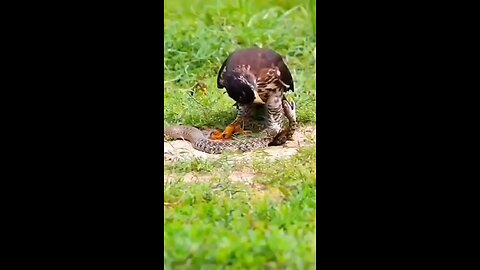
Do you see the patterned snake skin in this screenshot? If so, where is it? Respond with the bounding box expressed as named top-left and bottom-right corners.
top-left (164, 99), bottom-right (297, 154)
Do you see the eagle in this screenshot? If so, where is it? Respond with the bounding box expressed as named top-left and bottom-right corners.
top-left (212, 47), bottom-right (294, 140)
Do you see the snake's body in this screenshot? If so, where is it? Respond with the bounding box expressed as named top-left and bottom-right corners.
top-left (165, 99), bottom-right (297, 154)
top-left (164, 126), bottom-right (275, 154)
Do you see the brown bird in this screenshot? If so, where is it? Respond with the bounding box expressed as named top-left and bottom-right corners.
top-left (211, 47), bottom-right (294, 140)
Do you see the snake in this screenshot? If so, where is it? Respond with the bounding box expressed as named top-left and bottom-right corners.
top-left (164, 99), bottom-right (297, 154)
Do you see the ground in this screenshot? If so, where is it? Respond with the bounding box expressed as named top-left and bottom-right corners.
top-left (164, 0), bottom-right (316, 269)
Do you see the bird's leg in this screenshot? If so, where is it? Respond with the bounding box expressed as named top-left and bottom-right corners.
top-left (261, 94), bottom-right (284, 139)
top-left (209, 104), bottom-right (253, 140)
top-left (268, 98), bottom-right (297, 146)
top-left (228, 104), bottom-right (254, 137)
top-left (282, 96), bottom-right (297, 141)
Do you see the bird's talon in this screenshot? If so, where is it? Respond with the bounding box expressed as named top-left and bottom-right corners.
top-left (234, 126), bottom-right (251, 135)
top-left (209, 129), bottom-right (226, 140)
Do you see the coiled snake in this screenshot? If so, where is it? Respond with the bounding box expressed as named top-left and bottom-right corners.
top-left (164, 99), bottom-right (297, 154)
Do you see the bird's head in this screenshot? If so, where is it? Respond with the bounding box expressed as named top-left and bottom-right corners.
top-left (225, 65), bottom-right (264, 104)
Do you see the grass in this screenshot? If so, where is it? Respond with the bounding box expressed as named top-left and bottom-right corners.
top-left (164, 148), bottom-right (316, 269)
top-left (164, 0), bottom-right (316, 268)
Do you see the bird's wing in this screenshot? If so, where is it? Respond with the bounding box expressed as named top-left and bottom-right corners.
top-left (216, 53), bottom-right (232, 89)
top-left (259, 49), bottom-right (294, 92)
top-left (278, 58), bottom-right (294, 92)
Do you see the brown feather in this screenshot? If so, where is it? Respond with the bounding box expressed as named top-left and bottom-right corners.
top-left (217, 47), bottom-right (294, 92)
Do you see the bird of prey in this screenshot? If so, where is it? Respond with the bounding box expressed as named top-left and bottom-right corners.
top-left (211, 47), bottom-right (294, 140)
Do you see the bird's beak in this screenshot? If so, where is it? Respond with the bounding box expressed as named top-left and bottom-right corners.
top-left (253, 90), bottom-right (265, 104)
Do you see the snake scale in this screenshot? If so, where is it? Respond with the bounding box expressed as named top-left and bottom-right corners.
top-left (164, 98), bottom-right (297, 154)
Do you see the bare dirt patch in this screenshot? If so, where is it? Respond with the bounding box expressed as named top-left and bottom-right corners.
top-left (164, 125), bottom-right (315, 184)
top-left (164, 166), bottom-right (257, 183)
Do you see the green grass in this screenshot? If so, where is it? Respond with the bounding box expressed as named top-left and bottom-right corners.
top-left (164, 148), bottom-right (316, 269)
top-left (164, 0), bottom-right (316, 268)
top-left (164, 0), bottom-right (316, 129)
